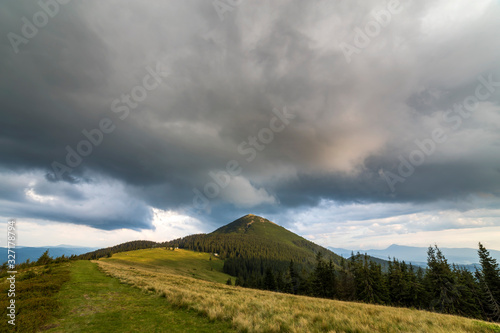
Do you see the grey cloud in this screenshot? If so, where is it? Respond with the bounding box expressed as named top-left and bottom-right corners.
top-left (1, 0), bottom-right (500, 230)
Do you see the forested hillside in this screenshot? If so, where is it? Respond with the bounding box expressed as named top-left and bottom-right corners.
top-left (77, 240), bottom-right (158, 260)
top-left (163, 214), bottom-right (342, 287)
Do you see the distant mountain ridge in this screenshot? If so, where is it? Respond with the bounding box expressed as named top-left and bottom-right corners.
top-left (328, 244), bottom-right (500, 268)
top-left (1, 246), bottom-right (98, 264)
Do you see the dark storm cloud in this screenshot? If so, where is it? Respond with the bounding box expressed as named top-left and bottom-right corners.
top-left (1, 0), bottom-right (500, 230)
top-left (0, 169), bottom-right (152, 229)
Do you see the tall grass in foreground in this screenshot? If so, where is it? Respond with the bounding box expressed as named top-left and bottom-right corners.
top-left (0, 263), bottom-right (70, 332)
top-left (97, 260), bottom-right (500, 333)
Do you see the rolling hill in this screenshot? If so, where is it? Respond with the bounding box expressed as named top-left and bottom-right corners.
top-left (163, 214), bottom-right (343, 286)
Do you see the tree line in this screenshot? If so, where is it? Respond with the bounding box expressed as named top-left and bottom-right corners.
top-left (76, 240), bottom-right (158, 260)
top-left (232, 243), bottom-right (500, 322)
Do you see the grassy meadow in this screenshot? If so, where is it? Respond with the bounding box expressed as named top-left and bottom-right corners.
top-left (98, 248), bottom-right (500, 333)
top-left (44, 260), bottom-right (235, 333)
top-left (102, 248), bottom-right (233, 284)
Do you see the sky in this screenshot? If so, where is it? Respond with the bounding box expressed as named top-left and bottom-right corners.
top-left (1, 0), bottom-right (500, 251)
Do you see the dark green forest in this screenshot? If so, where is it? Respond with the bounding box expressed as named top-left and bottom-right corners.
top-left (222, 243), bottom-right (500, 323)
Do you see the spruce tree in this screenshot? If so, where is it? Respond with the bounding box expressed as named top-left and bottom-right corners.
top-left (37, 250), bottom-right (53, 265)
top-left (285, 260), bottom-right (299, 294)
top-left (388, 258), bottom-right (405, 305)
top-left (478, 243), bottom-right (500, 302)
top-left (326, 258), bottom-right (337, 299)
top-left (368, 260), bottom-right (388, 304)
top-left (337, 256), bottom-right (356, 301)
top-left (312, 252), bottom-right (328, 297)
top-left (264, 267), bottom-right (277, 291)
top-left (353, 254), bottom-right (382, 304)
top-left (405, 263), bottom-right (424, 309)
top-left (477, 243), bottom-right (500, 321)
top-left (425, 245), bottom-right (460, 314)
top-left (452, 265), bottom-right (482, 319)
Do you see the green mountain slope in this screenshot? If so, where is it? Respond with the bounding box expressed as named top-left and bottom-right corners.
top-left (213, 214), bottom-right (304, 242)
top-left (166, 214), bottom-right (341, 263)
top-left (164, 214), bottom-right (342, 286)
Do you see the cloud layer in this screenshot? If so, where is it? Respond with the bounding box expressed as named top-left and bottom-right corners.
top-left (1, 0), bottom-right (499, 242)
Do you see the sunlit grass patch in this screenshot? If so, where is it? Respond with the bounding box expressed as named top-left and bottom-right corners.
top-left (98, 258), bottom-right (500, 333)
top-left (44, 260), bottom-right (235, 333)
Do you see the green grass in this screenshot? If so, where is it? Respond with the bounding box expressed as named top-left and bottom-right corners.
top-left (0, 264), bottom-right (70, 332)
top-left (44, 260), bottom-right (235, 333)
top-left (102, 248), bottom-right (234, 284)
top-left (98, 258), bottom-right (500, 333)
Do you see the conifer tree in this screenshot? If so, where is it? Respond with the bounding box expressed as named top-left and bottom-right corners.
top-left (337, 257), bottom-right (355, 301)
top-left (285, 260), bottom-right (300, 294)
top-left (452, 265), bottom-right (482, 319)
top-left (477, 243), bottom-right (500, 321)
top-left (388, 258), bottom-right (405, 305)
top-left (478, 243), bottom-right (500, 302)
top-left (368, 259), bottom-right (388, 304)
top-left (405, 263), bottom-right (424, 309)
top-left (37, 250), bottom-right (53, 265)
top-left (264, 267), bottom-right (277, 291)
top-left (425, 245), bottom-right (460, 314)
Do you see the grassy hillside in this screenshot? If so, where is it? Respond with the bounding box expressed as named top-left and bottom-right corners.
top-left (164, 214), bottom-right (344, 286)
top-left (103, 248), bottom-right (233, 284)
top-left (166, 214), bottom-right (341, 261)
top-left (44, 260), bottom-right (235, 333)
top-left (97, 256), bottom-right (500, 333)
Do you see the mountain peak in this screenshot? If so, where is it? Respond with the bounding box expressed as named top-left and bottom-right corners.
top-left (242, 214), bottom-right (276, 224)
top-left (211, 215), bottom-right (279, 235)
top-left (168, 214), bottom-right (342, 269)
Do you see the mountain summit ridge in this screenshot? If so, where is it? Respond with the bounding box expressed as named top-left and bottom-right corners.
top-left (164, 214), bottom-right (343, 282)
top-left (211, 214), bottom-right (289, 237)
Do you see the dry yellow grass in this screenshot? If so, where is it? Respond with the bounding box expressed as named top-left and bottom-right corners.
top-left (96, 259), bottom-right (500, 333)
